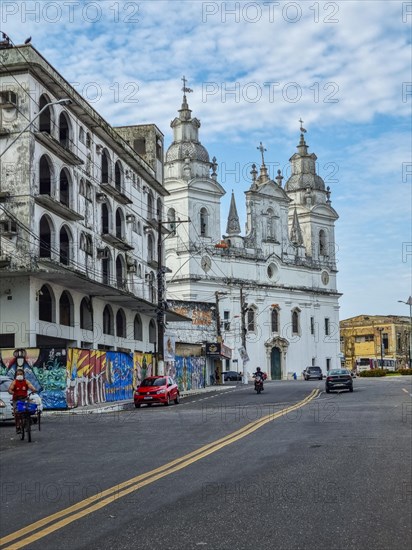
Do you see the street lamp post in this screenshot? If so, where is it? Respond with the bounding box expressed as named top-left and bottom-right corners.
top-left (398, 296), bottom-right (412, 368)
top-left (376, 327), bottom-right (384, 369)
top-left (0, 98), bottom-right (72, 159)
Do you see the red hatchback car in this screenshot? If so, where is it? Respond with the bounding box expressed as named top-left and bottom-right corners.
top-left (134, 376), bottom-right (180, 408)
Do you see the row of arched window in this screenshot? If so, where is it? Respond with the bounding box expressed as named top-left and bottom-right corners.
top-left (38, 94), bottom-right (140, 201)
top-left (241, 307), bottom-right (301, 335)
top-left (39, 215), bottom-right (156, 299)
top-left (38, 285), bottom-right (157, 342)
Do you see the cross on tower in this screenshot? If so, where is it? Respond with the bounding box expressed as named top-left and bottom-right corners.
top-left (181, 76), bottom-right (193, 95)
top-left (299, 118), bottom-right (307, 133)
top-left (257, 142), bottom-right (267, 165)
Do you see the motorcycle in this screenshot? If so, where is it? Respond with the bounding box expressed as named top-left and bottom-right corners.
top-left (254, 374), bottom-right (264, 394)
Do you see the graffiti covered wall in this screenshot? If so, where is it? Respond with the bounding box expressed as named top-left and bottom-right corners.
top-left (168, 356), bottom-right (206, 391)
top-left (0, 348), bottom-right (67, 409)
top-left (133, 352), bottom-right (154, 388)
top-left (66, 349), bottom-right (107, 408)
top-left (0, 348), bottom-right (155, 409)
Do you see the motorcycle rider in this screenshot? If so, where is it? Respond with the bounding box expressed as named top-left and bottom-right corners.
top-left (252, 367), bottom-right (267, 391)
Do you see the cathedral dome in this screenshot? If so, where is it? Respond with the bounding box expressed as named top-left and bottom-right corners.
top-left (166, 141), bottom-right (210, 164)
top-left (284, 173), bottom-right (326, 192)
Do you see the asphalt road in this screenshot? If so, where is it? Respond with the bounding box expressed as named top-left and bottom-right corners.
top-left (0, 377), bottom-right (411, 550)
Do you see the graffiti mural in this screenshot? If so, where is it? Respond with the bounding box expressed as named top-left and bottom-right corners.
top-left (174, 356), bottom-right (205, 391)
top-left (0, 348), bottom-right (67, 409)
top-left (133, 352), bottom-right (154, 388)
top-left (66, 349), bottom-right (106, 408)
top-left (105, 352), bottom-right (133, 401)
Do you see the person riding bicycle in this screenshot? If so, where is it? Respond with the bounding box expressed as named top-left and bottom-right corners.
top-left (8, 368), bottom-right (36, 433)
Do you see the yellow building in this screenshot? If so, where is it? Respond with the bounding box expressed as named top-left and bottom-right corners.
top-left (340, 315), bottom-right (410, 371)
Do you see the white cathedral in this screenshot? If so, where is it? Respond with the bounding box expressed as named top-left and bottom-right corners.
top-left (163, 90), bottom-right (341, 381)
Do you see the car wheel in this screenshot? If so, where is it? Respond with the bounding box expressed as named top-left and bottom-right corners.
top-left (326, 388), bottom-right (330, 393)
top-left (164, 395), bottom-right (170, 406)
top-left (349, 387), bottom-right (353, 392)
top-left (135, 403), bottom-right (141, 408)
top-left (174, 394), bottom-right (180, 405)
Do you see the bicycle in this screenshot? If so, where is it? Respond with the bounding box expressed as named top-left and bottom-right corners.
top-left (14, 393), bottom-right (41, 443)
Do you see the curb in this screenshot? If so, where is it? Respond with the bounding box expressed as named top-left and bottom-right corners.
top-left (42, 385), bottom-right (238, 415)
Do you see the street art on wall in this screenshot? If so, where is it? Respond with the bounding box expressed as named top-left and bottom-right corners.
top-left (0, 347), bottom-right (203, 408)
top-left (173, 356), bottom-right (205, 391)
top-left (0, 348), bottom-right (67, 409)
top-left (105, 352), bottom-right (133, 401)
top-left (66, 349), bottom-right (106, 408)
top-left (133, 352), bottom-right (154, 388)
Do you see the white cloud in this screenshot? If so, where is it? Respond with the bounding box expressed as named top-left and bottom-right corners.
top-left (2, 0), bottom-right (410, 318)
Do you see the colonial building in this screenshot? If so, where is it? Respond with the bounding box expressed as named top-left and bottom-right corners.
top-left (163, 90), bottom-right (341, 380)
top-left (0, 42), bottom-right (170, 353)
top-left (340, 315), bottom-right (411, 371)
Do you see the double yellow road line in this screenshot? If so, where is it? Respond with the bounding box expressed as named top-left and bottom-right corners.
top-left (1, 389), bottom-right (319, 549)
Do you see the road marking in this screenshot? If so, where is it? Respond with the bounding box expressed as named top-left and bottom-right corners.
top-left (402, 388), bottom-right (412, 396)
top-left (0, 389), bottom-right (318, 550)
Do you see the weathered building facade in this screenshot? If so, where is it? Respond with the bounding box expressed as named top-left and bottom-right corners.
top-left (164, 92), bottom-right (341, 380)
top-left (340, 315), bottom-right (410, 371)
top-left (0, 44), bottom-right (167, 353)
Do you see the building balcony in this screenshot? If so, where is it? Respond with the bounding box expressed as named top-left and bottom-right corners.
top-left (35, 194), bottom-right (84, 222)
top-left (34, 131), bottom-right (84, 166)
top-left (100, 182), bottom-right (133, 205)
top-left (101, 232), bottom-right (134, 251)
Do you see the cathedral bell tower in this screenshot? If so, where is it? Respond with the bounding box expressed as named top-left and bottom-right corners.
top-left (164, 77), bottom-right (225, 249)
top-left (284, 122), bottom-right (338, 268)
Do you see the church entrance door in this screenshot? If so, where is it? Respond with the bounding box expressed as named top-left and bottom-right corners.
top-left (271, 347), bottom-right (281, 380)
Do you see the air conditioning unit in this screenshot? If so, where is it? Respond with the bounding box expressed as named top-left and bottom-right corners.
top-left (96, 248), bottom-right (109, 260)
top-left (0, 91), bottom-right (18, 109)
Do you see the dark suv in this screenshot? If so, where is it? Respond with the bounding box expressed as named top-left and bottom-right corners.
top-left (303, 366), bottom-right (323, 380)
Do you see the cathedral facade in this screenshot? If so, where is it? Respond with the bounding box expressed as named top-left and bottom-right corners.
top-left (164, 92), bottom-right (341, 380)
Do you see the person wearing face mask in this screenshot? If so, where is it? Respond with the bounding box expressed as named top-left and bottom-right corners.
top-left (8, 367), bottom-right (37, 433)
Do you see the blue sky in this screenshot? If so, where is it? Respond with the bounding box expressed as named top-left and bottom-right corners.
top-left (1, 0), bottom-right (411, 319)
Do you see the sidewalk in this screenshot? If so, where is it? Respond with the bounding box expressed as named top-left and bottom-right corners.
top-left (42, 384), bottom-right (237, 415)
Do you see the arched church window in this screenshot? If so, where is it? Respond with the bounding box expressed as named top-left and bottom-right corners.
top-left (292, 308), bottom-right (300, 335)
top-left (319, 230), bottom-right (327, 256)
top-left (271, 307), bottom-right (279, 333)
top-left (200, 208), bottom-right (208, 237)
top-left (266, 209), bottom-right (275, 240)
top-left (247, 308), bottom-right (255, 332)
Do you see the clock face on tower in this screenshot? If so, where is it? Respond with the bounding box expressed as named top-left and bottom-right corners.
top-left (201, 255), bottom-right (211, 272)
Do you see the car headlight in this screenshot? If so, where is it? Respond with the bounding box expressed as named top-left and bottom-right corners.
top-left (156, 389), bottom-right (166, 394)
top-left (0, 399), bottom-right (6, 408)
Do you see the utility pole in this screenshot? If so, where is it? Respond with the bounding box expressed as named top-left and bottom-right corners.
top-left (398, 296), bottom-right (412, 368)
top-left (156, 217), bottom-right (165, 374)
top-left (215, 291), bottom-right (227, 342)
top-left (240, 286), bottom-right (248, 384)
